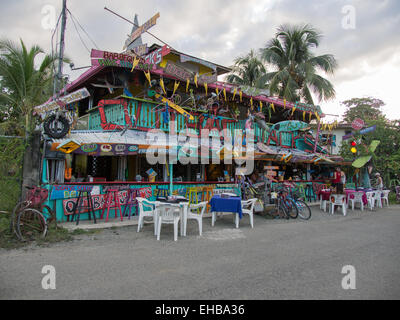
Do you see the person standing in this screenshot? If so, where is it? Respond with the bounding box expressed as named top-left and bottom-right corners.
top-left (375, 173), bottom-right (383, 190)
top-left (332, 167), bottom-right (343, 194)
top-left (340, 169), bottom-right (346, 188)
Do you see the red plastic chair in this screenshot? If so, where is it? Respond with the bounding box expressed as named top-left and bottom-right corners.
top-left (101, 189), bottom-right (123, 222)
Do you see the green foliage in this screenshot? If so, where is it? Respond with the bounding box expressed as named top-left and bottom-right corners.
top-left (341, 97), bottom-right (385, 123)
top-left (260, 24), bottom-right (337, 104)
top-left (0, 137), bottom-right (25, 212)
top-left (339, 97), bottom-right (400, 185)
top-left (226, 49), bottom-right (267, 88)
top-left (0, 38), bottom-right (64, 136)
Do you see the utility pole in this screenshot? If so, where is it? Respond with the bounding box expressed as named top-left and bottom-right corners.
top-left (55, 0), bottom-right (67, 97)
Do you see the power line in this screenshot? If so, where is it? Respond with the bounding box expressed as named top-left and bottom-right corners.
top-left (67, 9), bottom-right (99, 49)
top-left (68, 10), bottom-right (91, 53)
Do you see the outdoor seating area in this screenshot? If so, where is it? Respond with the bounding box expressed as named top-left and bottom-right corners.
top-left (317, 187), bottom-right (390, 214)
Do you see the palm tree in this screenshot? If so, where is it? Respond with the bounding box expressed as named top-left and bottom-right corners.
top-left (0, 39), bottom-right (60, 136)
top-left (260, 24), bottom-right (337, 104)
top-left (226, 49), bottom-right (267, 88)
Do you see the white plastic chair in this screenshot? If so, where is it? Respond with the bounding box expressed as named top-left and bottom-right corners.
top-left (381, 190), bottom-right (390, 207)
top-left (239, 198), bottom-right (257, 229)
top-left (187, 201), bottom-right (207, 236)
top-left (156, 204), bottom-right (181, 241)
top-left (348, 191), bottom-right (364, 211)
top-left (374, 191), bottom-right (383, 209)
top-left (136, 197), bottom-right (157, 235)
top-left (330, 194), bottom-right (347, 216)
top-left (365, 192), bottom-right (375, 210)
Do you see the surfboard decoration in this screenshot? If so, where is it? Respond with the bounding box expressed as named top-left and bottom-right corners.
top-left (147, 90), bottom-right (194, 120)
top-left (270, 120), bottom-right (309, 132)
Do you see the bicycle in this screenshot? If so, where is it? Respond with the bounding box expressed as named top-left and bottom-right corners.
top-left (271, 184), bottom-right (298, 219)
top-left (11, 186), bottom-right (56, 242)
top-left (275, 182), bottom-right (312, 220)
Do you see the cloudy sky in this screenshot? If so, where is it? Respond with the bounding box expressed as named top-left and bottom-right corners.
top-left (1, 0), bottom-right (399, 121)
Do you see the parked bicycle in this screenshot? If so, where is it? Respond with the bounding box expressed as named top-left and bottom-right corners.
top-left (10, 186), bottom-right (56, 242)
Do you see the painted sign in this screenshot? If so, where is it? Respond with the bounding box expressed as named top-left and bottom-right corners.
top-left (144, 45), bottom-right (171, 66)
top-left (124, 12), bottom-right (160, 49)
top-left (198, 73), bottom-right (218, 85)
top-left (50, 184), bottom-right (94, 200)
top-left (180, 54), bottom-right (217, 71)
top-left (73, 143), bottom-right (139, 156)
top-left (57, 139), bottom-right (81, 154)
top-left (164, 61), bottom-right (193, 81)
top-left (91, 46), bottom-right (170, 70)
top-left (34, 88), bottom-right (90, 115)
top-left (351, 118), bottom-right (365, 131)
top-left (62, 187), bottom-right (153, 215)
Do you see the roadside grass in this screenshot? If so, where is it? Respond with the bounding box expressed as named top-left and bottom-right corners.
top-left (389, 192), bottom-right (397, 205)
top-left (0, 211), bottom-right (101, 250)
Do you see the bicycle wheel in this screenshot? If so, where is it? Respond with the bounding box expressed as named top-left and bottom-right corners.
top-left (296, 199), bottom-right (312, 220)
top-left (10, 201), bottom-right (29, 234)
top-left (16, 208), bottom-right (47, 242)
top-left (278, 203), bottom-right (290, 219)
top-left (284, 198), bottom-right (299, 219)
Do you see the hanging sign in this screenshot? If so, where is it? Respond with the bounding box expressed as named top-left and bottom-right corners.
top-left (34, 87), bottom-right (90, 115)
top-left (351, 118), bottom-right (365, 131)
top-left (72, 143), bottom-right (139, 156)
top-left (124, 12), bottom-right (160, 49)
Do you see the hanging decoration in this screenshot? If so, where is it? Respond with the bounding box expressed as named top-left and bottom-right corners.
top-left (216, 87), bottom-right (219, 96)
top-left (232, 87), bottom-right (237, 100)
top-left (186, 78), bottom-right (190, 92)
top-left (173, 81), bottom-right (180, 95)
top-left (130, 56), bottom-right (140, 72)
top-left (259, 101), bottom-right (263, 112)
top-left (303, 111), bottom-right (306, 121)
top-left (270, 103), bottom-right (275, 113)
top-left (239, 90), bottom-right (243, 102)
top-left (223, 88), bottom-right (227, 101)
top-left (159, 77), bottom-right (166, 95)
top-left (283, 99), bottom-right (286, 108)
top-left (204, 82), bottom-right (208, 96)
top-left (250, 97), bottom-right (253, 110)
top-left (309, 112), bottom-right (312, 122)
top-left (144, 70), bottom-right (152, 86)
top-left (194, 73), bottom-right (198, 88)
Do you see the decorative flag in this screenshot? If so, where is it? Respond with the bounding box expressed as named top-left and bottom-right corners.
top-left (204, 82), bottom-right (208, 96)
top-left (283, 99), bottom-right (286, 108)
top-left (223, 88), bottom-right (227, 101)
top-left (159, 77), bottom-right (166, 95)
top-left (130, 57), bottom-right (140, 72)
top-left (216, 87), bottom-right (219, 96)
top-left (271, 103), bottom-right (275, 113)
top-left (303, 111), bottom-right (306, 121)
top-left (291, 107), bottom-right (296, 116)
top-left (314, 112), bottom-right (320, 122)
top-left (259, 101), bottom-right (263, 112)
top-left (239, 90), bottom-right (242, 102)
top-left (144, 70), bottom-right (151, 86)
top-left (250, 97), bottom-right (253, 110)
top-left (186, 78), bottom-right (190, 92)
top-left (173, 81), bottom-right (180, 95)
top-left (232, 88), bottom-right (237, 100)
top-left (194, 73), bottom-right (198, 88)
top-left (309, 112), bottom-right (312, 122)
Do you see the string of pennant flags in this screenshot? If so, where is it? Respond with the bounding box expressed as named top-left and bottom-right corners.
top-left (128, 56), bottom-right (323, 120)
